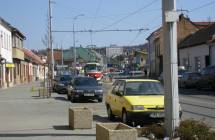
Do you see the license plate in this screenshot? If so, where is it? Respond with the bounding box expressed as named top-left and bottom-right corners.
top-left (84, 93), bottom-right (94, 96)
top-left (150, 113), bottom-right (164, 118)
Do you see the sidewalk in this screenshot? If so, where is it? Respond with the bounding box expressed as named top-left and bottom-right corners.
top-left (0, 82), bottom-right (148, 140)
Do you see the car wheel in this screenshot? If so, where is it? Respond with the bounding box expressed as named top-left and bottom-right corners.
top-left (98, 98), bottom-right (103, 103)
top-left (71, 96), bottom-right (78, 103)
top-left (67, 95), bottom-right (71, 101)
top-left (208, 83), bottom-right (214, 91)
top-left (107, 105), bottom-right (114, 121)
top-left (184, 82), bottom-right (188, 88)
top-left (122, 109), bottom-right (130, 125)
top-left (196, 82), bottom-right (201, 90)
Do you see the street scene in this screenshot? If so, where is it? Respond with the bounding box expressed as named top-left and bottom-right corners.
top-left (0, 0), bottom-right (215, 140)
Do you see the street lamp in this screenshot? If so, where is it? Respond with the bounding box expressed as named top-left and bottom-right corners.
top-left (73, 14), bottom-right (84, 76)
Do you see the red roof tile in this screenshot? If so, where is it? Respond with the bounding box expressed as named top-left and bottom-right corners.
top-left (21, 48), bottom-right (45, 65)
top-left (193, 22), bottom-right (215, 29)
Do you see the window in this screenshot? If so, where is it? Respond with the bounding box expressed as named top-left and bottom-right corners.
top-left (195, 56), bottom-right (201, 72)
top-left (112, 81), bottom-right (120, 93)
top-left (74, 77), bottom-right (98, 86)
top-left (125, 81), bottom-right (164, 95)
top-left (118, 81), bottom-right (124, 93)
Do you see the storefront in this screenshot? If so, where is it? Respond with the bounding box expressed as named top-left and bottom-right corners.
top-left (5, 63), bottom-right (14, 87)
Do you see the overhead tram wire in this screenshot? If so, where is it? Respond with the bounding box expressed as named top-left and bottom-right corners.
top-left (52, 28), bottom-right (149, 33)
top-left (90, 0), bottom-right (103, 29)
top-left (189, 0), bottom-right (215, 12)
top-left (101, 0), bottom-right (159, 30)
top-left (128, 31), bottom-right (143, 46)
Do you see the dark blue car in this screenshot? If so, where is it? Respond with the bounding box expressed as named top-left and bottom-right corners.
top-left (53, 75), bottom-right (73, 94)
top-left (67, 76), bottom-right (103, 102)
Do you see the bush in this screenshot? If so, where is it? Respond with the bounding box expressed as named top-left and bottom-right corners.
top-left (178, 119), bottom-right (210, 140)
top-left (207, 131), bottom-right (215, 140)
top-left (149, 124), bottom-right (165, 139)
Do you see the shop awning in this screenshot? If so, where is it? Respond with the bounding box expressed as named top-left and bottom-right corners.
top-left (6, 63), bottom-right (15, 68)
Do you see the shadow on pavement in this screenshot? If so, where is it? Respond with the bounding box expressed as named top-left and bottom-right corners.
top-left (179, 88), bottom-right (215, 96)
top-left (93, 115), bottom-right (110, 123)
top-left (93, 115), bottom-right (120, 123)
top-left (53, 125), bottom-right (70, 130)
top-left (54, 96), bottom-right (68, 101)
top-left (73, 99), bottom-right (98, 104)
top-left (0, 133), bottom-right (96, 137)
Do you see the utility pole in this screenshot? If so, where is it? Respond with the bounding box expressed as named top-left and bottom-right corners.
top-left (162, 0), bottom-right (180, 138)
top-left (48, 0), bottom-right (54, 95)
top-left (73, 21), bottom-right (76, 76)
top-left (72, 14), bottom-right (84, 76)
top-left (61, 43), bottom-right (63, 66)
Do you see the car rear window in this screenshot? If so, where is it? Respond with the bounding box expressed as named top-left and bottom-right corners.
top-left (74, 77), bottom-right (98, 86)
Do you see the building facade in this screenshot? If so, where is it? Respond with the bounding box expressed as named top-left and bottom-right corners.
top-left (179, 23), bottom-right (215, 72)
top-left (12, 27), bottom-right (26, 84)
top-left (146, 14), bottom-right (205, 76)
top-left (105, 45), bottom-right (123, 58)
top-left (0, 17), bottom-right (14, 88)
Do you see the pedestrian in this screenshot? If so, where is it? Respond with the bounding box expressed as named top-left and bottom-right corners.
top-left (144, 69), bottom-right (147, 76)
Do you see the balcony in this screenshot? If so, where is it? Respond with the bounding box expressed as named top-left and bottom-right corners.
top-left (12, 47), bottom-right (24, 60)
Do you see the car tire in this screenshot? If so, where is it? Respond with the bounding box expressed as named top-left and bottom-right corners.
top-left (107, 105), bottom-right (114, 121)
top-left (71, 96), bottom-right (78, 103)
top-left (98, 98), bottom-right (103, 103)
top-left (196, 82), bottom-right (201, 90)
top-left (67, 95), bottom-right (71, 101)
top-left (184, 82), bottom-right (188, 88)
top-left (122, 109), bottom-right (130, 125)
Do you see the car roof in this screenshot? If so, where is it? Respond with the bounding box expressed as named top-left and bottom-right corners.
top-left (74, 76), bottom-right (94, 79)
top-left (116, 79), bottom-right (160, 82)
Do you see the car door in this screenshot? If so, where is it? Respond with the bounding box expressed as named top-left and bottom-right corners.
top-left (114, 80), bottom-right (125, 116)
top-left (107, 80), bottom-right (120, 115)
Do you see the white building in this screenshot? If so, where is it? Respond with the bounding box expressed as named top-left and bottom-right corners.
top-left (179, 23), bottom-right (215, 72)
top-left (0, 17), bottom-right (14, 88)
top-left (105, 45), bottom-right (123, 58)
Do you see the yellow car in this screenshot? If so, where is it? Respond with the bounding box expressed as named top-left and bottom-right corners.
top-left (105, 79), bottom-right (165, 124)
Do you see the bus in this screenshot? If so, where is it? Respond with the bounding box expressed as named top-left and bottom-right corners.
top-left (84, 62), bottom-right (103, 81)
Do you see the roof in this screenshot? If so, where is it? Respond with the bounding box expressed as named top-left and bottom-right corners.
top-left (11, 27), bottom-right (26, 40)
top-left (146, 27), bottom-right (162, 40)
top-left (0, 17), bottom-right (25, 39)
top-left (21, 48), bottom-right (45, 65)
top-left (54, 49), bottom-right (62, 61)
top-left (0, 17), bottom-right (12, 31)
top-left (179, 23), bottom-right (215, 49)
top-left (62, 47), bottom-right (98, 62)
top-left (193, 22), bottom-right (215, 29)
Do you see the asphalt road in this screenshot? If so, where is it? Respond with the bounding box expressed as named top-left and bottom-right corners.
top-left (179, 88), bottom-right (215, 128)
top-left (0, 82), bottom-right (214, 140)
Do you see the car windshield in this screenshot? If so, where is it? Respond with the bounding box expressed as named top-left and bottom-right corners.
top-left (189, 73), bottom-right (201, 77)
top-left (125, 81), bottom-right (164, 95)
top-left (60, 76), bottom-right (73, 81)
top-left (74, 77), bottom-right (98, 86)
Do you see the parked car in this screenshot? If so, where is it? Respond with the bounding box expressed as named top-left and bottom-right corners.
top-left (129, 71), bottom-right (145, 79)
top-left (196, 65), bottom-right (215, 90)
top-left (105, 79), bottom-right (182, 124)
top-left (179, 72), bottom-right (201, 88)
top-left (53, 75), bottom-right (73, 94)
top-left (106, 79), bottom-right (162, 124)
top-left (178, 69), bottom-right (188, 80)
top-left (158, 69), bottom-right (188, 82)
top-left (67, 76), bottom-right (103, 102)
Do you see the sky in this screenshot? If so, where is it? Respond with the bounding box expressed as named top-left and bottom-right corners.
top-left (0, 0), bottom-right (215, 50)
